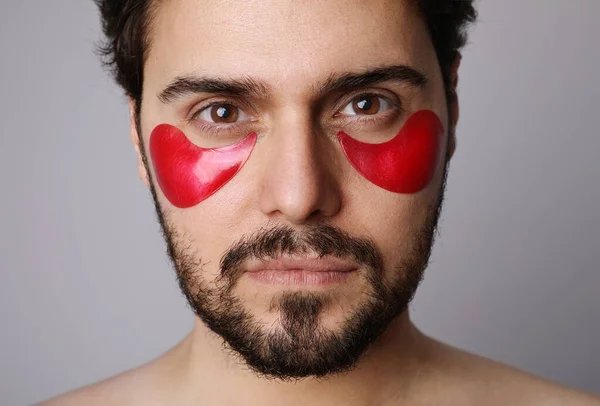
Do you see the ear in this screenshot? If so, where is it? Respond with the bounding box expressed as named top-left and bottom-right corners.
top-left (447, 52), bottom-right (462, 160)
top-left (129, 99), bottom-right (151, 188)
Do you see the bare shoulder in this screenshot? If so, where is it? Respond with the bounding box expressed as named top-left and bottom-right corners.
top-left (35, 366), bottom-right (157, 406)
top-left (36, 376), bottom-right (129, 406)
top-left (429, 339), bottom-right (600, 406)
top-left (35, 340), bottom-right (188, 406)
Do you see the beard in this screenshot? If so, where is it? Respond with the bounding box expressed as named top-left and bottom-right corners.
top-left (146, 158), bottom-right (448, 380)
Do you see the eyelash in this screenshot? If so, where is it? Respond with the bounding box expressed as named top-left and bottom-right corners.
top-left (187, 92), bottom-right (401, 136)
top-left (188, 100), bottom-right (250, 135)
top-left (335, 93), bottom-right (401, 122)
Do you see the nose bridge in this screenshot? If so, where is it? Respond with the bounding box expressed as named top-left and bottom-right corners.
top-left (258, 108), bottom-right (341, 223)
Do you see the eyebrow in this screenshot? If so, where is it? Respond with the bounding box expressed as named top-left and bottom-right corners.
top-left (157, 65), bottom-right (427, 104)
top-left (158, 76), bottom-right (269, 104)
top-left (318, 65), bottom-right (428, 95)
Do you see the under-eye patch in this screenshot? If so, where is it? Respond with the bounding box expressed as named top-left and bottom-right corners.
top-left (150, 124), bottom-right (257, 208)
top-left (337, 110), bottom-right (444, 193)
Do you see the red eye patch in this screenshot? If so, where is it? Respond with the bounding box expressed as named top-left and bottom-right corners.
top-left (149, 124), bottom-right (257, 208)
top-left (337, 110), bottom-right (444, 193)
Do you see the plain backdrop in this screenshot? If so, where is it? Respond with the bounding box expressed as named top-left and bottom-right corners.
top-left (1, 1), bottom-right (599, 405)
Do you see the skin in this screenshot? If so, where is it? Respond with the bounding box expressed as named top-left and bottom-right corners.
top-left (40, 0), bottom-right (600, 404)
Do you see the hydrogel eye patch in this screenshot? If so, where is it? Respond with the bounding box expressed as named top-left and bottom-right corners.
top-left (150, 110), bottom-right (442, 208)
top-left (149, 124), bottom-right (257, 208)
top-left (337, 110), bottom-right (444, 193)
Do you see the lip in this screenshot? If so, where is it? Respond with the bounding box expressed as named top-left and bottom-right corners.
top-left (245, 256), bottom-right (358, 286)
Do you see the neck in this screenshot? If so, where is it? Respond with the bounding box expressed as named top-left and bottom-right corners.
top-left (167, 311), bottom-right (436, 405)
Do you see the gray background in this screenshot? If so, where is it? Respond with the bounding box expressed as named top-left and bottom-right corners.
top-left (1, 0), bottom-right (598, 404)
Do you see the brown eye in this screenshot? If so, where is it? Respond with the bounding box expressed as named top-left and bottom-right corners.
top-left (195, 102), bottom-right (250, 128)
top-left (209, 104), bottom-right (239, 123)
top-left (339, 95), bottom-right (394, 117)
top-left (352, 96), bottom-right (380, 115)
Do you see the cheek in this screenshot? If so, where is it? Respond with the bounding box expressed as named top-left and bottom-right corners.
top-left (338, 110), bottom-right (444, 193)
top-left (149, 124), bottom-right (257, 208)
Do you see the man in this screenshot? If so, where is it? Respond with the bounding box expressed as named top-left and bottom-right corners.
top-left (41, 0), bottom-right (600, 405)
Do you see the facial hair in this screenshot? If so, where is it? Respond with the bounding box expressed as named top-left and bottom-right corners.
top-left (144, 150), bottom-right (448, 380)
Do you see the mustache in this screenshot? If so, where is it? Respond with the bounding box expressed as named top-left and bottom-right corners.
top-left (219, 224), bottom-right (384, 276)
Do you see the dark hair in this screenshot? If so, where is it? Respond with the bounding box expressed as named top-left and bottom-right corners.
top-left (95, 0), bottom-right (477, 115)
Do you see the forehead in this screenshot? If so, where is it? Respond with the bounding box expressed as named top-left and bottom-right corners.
top-left (145, 0), bottom-right (437, 97)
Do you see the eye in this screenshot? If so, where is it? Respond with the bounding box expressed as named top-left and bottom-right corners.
top-left (339, 95), bottom-right (394, 116)
top-left (196, 103), bottom-right (249, 124)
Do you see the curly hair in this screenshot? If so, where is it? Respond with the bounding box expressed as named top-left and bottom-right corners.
top-left (95, 0), bottom-right (477, 115)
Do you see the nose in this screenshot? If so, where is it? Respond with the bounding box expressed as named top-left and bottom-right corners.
top-left (258, 112), bottom-right (342, 224)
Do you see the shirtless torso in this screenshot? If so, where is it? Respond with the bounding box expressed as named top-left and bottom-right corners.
top-left (40, 322), bottom-right (600, 406)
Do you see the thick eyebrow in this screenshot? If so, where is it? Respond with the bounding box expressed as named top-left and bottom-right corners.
top-left (157, 76), bottom-right (269, 104)
top-left (318, 65), bottom-right (428, 95)
top-left (157, 65), bottom-right (427, 104)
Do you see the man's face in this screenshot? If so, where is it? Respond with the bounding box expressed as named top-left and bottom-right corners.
top-left (138, 0), bottom-right (452, 378)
